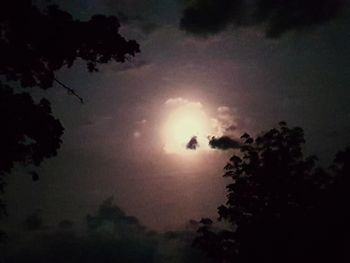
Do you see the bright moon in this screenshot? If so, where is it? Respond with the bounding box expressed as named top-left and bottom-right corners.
top-left (162, 98), bottom-right (213, 155)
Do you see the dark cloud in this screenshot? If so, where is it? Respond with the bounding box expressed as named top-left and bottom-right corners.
top-left (23, 210), bottom-right (43, 231)
top-left (226, 124), bottom-right (237, 132)
top-left (256, 0), bottom-right (345, 38)
top-left (104, 0), bottom-right (164, 34)
top-left (209, 136), bottom-right (240, 150)
top-left (186, 136), bottom-right (199, 150)
top-left (2, 198), bottom-right (209, 263)
top-left (112, 58), bottom-right (151, 72)
top-left (29, 170), bottom-right (40, 181)
top-left (180, 0), bottom-right (345, 38)
top-left (58, 219), bottom-right (74, 230)
top-left (85, 197), bottom-right (146, 234)
top-left (180, 0), bottom-right (244, 36)
top-left (115, 11), bottom-right (159, 34)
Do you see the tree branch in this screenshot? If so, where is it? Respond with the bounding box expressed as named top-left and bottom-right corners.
top-left (54, 78), bottom-right (84, 104)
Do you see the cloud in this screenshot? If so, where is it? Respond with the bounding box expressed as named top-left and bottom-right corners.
top-left (212, 105), bottom-right (239, 137)
top-left (112, 58), bottom-right (151, 73)
top-left (226, 124), bottom-right (237, 132)
top-left (23, 210), bottom-right (44, 231)
top-left (104, 0), bottom-right (161, 34)
top-left (2, 198), bottom-right (209, 263)
top-left (186, 136), bottom-right (199, 150)
top-left (117, 12), bottom-right (158, 34)
top-left (133, 130), bottom-right (141, 138)
top-left (162, 97), bottom-right (210, 154)
top-left (209, 136), bottom-right (240, 150)
top-left (217, 106), bottom-right (230, 113)
top-left (132, 120), bottom-right (147, 139)
top-left (180, 0), bottom-right (244, 36)
top-left (180, 0), bottom-right (345, 38)
top-left (209, 107), bottom-right (243, 150)
top-left (165, 97), bottom-right (187, 105)
top-left (162, 99), bottom-right (243, 153)
top-left (164, 97), bottom-right (202, 109)
top-left (139, 119), bottom-right (147, 125)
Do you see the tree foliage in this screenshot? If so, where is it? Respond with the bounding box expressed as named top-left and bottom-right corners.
top-left (0, 0), bottom-right (140, 218)
top-left (194, 122), bottom-right (349, 262)
top-left (0, 0), bottom-right (140, 89)
top-left (0, 82), bottom-right (63, 188)
top-left (0, 0), bottom-right (140, 175)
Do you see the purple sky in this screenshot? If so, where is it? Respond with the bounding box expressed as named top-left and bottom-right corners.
top-left (4, 0), bottom-right (350, 231)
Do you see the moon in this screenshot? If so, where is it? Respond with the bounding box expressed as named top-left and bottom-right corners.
top-left (162, 99), bottom-right (213, 155)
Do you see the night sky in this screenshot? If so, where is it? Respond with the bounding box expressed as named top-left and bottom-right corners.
top-left (3, 0), bottom-right (350, 235)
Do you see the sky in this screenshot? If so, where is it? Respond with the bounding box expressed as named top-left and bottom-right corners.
top-left (3, 0), bottom-right (350, 235)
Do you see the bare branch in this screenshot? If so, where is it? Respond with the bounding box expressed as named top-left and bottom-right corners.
top-left (54, 78), bottom-right (84, 104)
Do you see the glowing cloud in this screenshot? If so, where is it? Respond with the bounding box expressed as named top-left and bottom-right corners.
top-left (162, 98), bottom-right (212, 155)
top-left (162, 98), bottom-right (242, 155)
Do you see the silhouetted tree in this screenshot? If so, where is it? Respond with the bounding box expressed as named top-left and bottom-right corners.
top-left (0, 0), bottom-right (140, 217)
top-left (0, 1), bottom-right (140, 90)
top-left (194, 122), bottom-right (349, 263)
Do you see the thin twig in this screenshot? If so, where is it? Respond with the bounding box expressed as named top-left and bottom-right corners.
top-left (54, 78), bottom-right (84, 104)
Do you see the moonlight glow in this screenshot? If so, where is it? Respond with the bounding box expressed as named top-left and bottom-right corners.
top-left (162, 98), bottom-right (213, 155)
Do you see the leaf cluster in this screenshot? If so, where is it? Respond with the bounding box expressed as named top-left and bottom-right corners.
top-left (194, 122), bottom-right (349, 262)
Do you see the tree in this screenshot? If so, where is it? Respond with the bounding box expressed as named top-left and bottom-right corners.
top-left (0, 1), bottom-right (140, 217)
top-left (0, 1), bottom-right (140, 90)
top-left (194, 122), bottom-right (349, 262)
